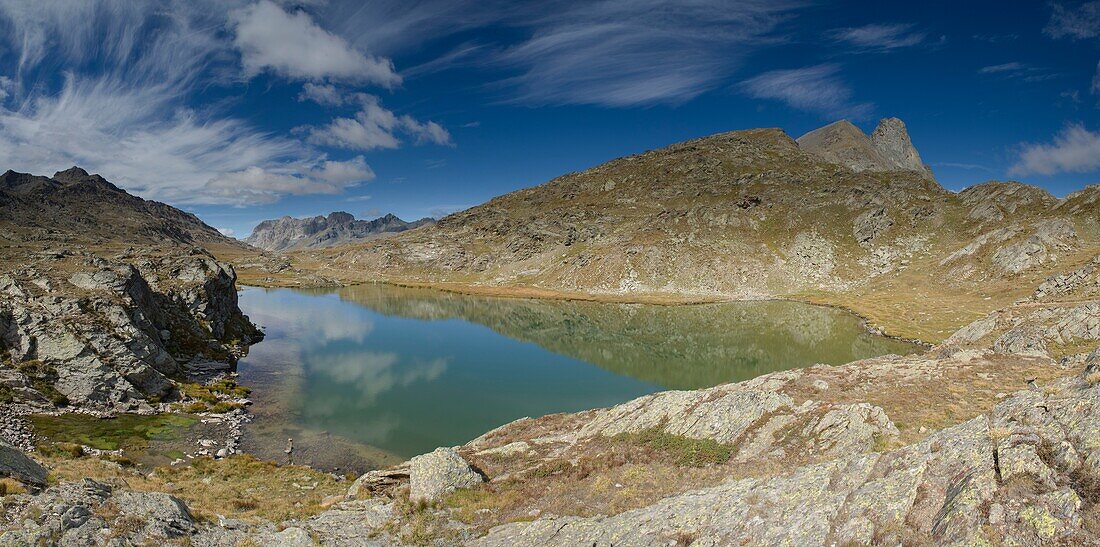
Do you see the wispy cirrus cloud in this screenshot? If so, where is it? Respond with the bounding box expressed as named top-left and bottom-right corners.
top-left (1045, 1), bottom-right (1100, 40)
top-left (977, 62), bottom-right (1058, 82)
top-left (311, 0), bottom-right (806, 107)
top-left (494, 0), bottom-right (804, 106)
top-left (741, 64), bottom-right (873, 119)
top-left (828, 23), bottom-right (925, 51)
top-left (0, 0), bottom-right (440, 206)
top-left (1009, 123), bottom-right (1100, 176)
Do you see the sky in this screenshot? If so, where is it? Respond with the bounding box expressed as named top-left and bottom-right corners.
top-left (0, 1), bottom-right (1098, 239)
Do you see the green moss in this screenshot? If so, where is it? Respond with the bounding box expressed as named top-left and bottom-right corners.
top-left (177, 378), bottom-right (249, 413)
top-left (30, 413), bottom-right (198, 452)
top-left (612, 427), bottom-right (733, 467)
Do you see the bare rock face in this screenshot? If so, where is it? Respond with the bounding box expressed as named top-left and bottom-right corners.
top-left (797, 117), bottom-right (934, 179)
top-left (0, 440), bottom-right (47, 487)
top-left (869, 117), bottom-right (934, 178)
top-left (0, 479), bottom-right (196, 545)
top-left (245, 212), bottom-right (434, 251)
top-left (0, 253), bottom-right (262, 411)
top-left (572, 372), bottom-right (898, 462)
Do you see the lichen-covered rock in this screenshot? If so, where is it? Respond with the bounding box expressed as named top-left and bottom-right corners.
top-left (0, 254), bottom-right (262, 411)
top-left (408, 447), bottom-right (484, 502)
top-left (474, 417), bottom-right (995, 546)
top-left (474, 381), bottom-right (1100, 546)
top-left (574, 374), bottom-right (898, 462)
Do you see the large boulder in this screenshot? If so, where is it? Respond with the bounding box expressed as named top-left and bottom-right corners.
top-left (408, 447), bottom-right (484, 503)
top-left (0, 440), bottom-right (47, 487)
top-left (112, 491), bottom-right (196, 538)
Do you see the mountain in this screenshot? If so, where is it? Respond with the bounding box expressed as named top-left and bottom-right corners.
top-left (0, 167), bottom-right (245, 252)
top-left (796, 117), bottom-right (934, 178)
top-left (244, 211), bottom-right (434, 251)
top-left (275, 119), bottom-right (1099, 343)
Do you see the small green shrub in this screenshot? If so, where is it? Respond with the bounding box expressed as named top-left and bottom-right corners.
top-left (613, 427), bottom-right (733, 467)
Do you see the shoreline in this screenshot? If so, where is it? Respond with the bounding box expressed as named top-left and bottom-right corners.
top-left (239, 276), bottom-right (937, 347)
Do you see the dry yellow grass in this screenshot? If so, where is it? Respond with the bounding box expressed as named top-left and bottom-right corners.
top-left (42, 454), bottom-right (346, 523)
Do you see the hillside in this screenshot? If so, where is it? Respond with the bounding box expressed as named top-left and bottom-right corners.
top-left (244, 211), bottom-right (433, 251)
top-left (272, 120), bottom-right (1100, 342)
top-left (0, 167), bottom-right (246, 254)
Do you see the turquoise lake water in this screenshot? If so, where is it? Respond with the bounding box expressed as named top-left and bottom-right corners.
top-left (235, 284), bottom-right (921, 471)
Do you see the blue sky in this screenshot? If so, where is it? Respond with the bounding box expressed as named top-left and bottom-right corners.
top-left (0, 1), bottom-right (1098, 238)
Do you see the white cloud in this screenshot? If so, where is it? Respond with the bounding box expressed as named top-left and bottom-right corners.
top-left (202, 157), bottom-right (375, 205)
top-left (231, 0), bottom-right (400, 85)
top-left (315, 155), bottom-right (375, 183)
top-left (299, 82), bottom-right (345, 106)
top-left (1009, 123), bottom-right (1100, 176)
top-left (403, 118), bottom-right (452, 146)
top-left (741, 64), bottom-right (872, 119)
top-left (828, 23), bottom-right (925, 50)
top-left (976, 62), bottom-right (1057, 83)
top-left (1045, 1), bottom-right (1100, 40)
top-left (217, 227), bottom-right (236, 237)
top-left (305, 95), bottom-right (452, 151)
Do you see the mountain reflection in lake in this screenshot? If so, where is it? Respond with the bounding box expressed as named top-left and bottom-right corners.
top-left (236, 284), bottom-right (921, 471)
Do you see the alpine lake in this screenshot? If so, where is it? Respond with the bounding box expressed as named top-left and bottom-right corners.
top-left (28, 283), bottom-right (922, 473)
top-left (229, 284), bottom-right (922, 473)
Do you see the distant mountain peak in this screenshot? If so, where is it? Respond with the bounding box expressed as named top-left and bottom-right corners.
top-left (797, 118), bottom-right (934, 180)
top-left (245, 212), bottom-right (434, 251)
top-left (54, 166), bottom-right (91, 180)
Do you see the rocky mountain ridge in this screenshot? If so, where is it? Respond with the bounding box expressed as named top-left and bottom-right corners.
top-left (244, 211), bottom-right (433, 251)
top-left (0, 167), bottom-right (242, 250)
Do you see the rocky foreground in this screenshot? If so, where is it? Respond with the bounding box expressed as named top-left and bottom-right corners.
top-left (1, 252), bottom-right (1097, 545)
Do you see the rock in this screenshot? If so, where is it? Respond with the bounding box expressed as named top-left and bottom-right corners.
top-left (271, 526), bottom-right (314, 546)
top-left (408, 447), bottom-right (484, 503)
top-left (474, 417), bottom-right (995, 546)
top-left (0, 255), bottom-right (262, 411)
top-left (572, 375), bottom-right (898, 462)
top-left (475, 441), bottom-right (532, 458)
top-left (112, 490), bottom-right (196, 538)
top-left (0, 439), bottom-right (47, 486)
top-left (796, 118), bottom-right (933, 178)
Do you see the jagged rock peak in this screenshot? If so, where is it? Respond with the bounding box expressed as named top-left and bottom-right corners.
top-left (797, 118), bottom-right (935, 180)
top-left (53, 166), bottom-right (91, 180)
top-left (869, 118), bottom-right (934, 178)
